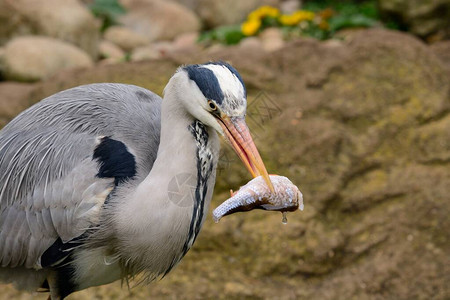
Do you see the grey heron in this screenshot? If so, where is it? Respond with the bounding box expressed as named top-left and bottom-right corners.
top-left (0, 62), bottom-right (273, 299)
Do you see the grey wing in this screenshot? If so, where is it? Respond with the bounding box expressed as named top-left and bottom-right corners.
top-left (0, 129), bottom-right (115, 269)
top-left (0, 83), bottom-right (162, 270)
top-left (3, 83), bottom-right (162, 176)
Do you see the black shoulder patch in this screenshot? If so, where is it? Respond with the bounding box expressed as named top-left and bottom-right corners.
top-left (93, 136), bottom-right (137, 185)
top-left (184, 64), bottom-right (224, 104)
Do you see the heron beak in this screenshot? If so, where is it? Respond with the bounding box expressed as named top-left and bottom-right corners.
top-left (217, 116), bottom-right (274, 192)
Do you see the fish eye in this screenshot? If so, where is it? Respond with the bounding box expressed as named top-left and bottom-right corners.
top-left (208, 100), bottom-right (217, 111)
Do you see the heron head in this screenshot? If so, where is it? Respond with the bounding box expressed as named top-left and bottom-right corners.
top-left (167, 61), bottom-right (274, 191)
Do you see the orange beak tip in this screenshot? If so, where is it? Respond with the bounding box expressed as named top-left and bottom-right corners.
top-left (264, 176), bottom-right (275, 193)
top-left (218, 116), bottom-right (274, 193)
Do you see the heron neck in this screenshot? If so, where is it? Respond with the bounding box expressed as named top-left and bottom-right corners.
top-left (154, 96), bottom-right (197, 167)
top-left (111, 88), bottom-right (219, 279)
top-left (134, 91), bottom-right (219, 214)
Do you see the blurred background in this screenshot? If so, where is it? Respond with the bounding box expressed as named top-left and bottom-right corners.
top-left (0, 0), bottom-right (449, 299)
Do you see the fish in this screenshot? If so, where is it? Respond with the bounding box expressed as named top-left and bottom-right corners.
top-left (213, 175), bottom-right (304, 223)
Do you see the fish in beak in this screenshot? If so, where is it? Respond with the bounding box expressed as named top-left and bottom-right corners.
top-left (217, 116), bottom-right (274, 192)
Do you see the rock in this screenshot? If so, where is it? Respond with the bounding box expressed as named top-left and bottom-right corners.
top-left (28, 60), bottom-right (179, 103)
top-left (0, 47), bottom-right (5, 74)
top-left (238, 36), bottom-right (264, 52)
top-left (430, 41), bottom-right (450, 64)
top-left (1, 36), bottom-right (93, 82)
top-left (6, 28), bottom-right (449, 300)
top-left (0, 0), bottom-right (100, 58)
top-left (98, 40), bottom-right (126, 61)
top-left (223, 281), bottom-right (253, 297)
top-left (172, 32), bottom-right (199, 52)
top-left (131, 42), bottom-right (176, 61)
top-left (205, 43), bottom-right (226, 54)
top-left (131, 45), bottom-right (161, 61)
top-left (196, 0), bottom-right (279, 28)
top-left (103, 26), bottom-right (150, 52)
top-left (171, 0), bottom-right (197, 11)
top-left (119, 0), bottom-right (200, 42)
top-left (379, 0), bottom-right (450, 39)
top-left (334, 28), bottom-right (367, 41)
top-left (280, 0), bottom-right (299, 14)
top-left (430, 40), bottom-right (450, 75)
top-left (259, 27), bottom-right (284, 52)
top-left (0, 82), bottom-right (35, 127)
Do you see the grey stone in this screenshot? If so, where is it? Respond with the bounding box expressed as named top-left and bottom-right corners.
top-left (1, 36), bottom-right (93, 82)
top-left (0, 0), bottom-right (100, 57)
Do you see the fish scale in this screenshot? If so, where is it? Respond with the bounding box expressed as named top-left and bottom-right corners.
top-left (213, 175), bottom-right (304, 223)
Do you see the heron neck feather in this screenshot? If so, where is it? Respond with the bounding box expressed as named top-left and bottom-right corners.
top-left (112, 91), bottom-right (219, 279)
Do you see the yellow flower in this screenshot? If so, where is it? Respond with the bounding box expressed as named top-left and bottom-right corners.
top-left (293, 10), bottom-right (315, 22)
top-left (248, 5), bottom-right (280, 20)
top-left (279, 10), bottom-right (315, 26)
top-left (279, 14), bottom-right (299, 26)
top-left (259, 5), bottom-right (280, 18)
top-left (241, 18), bottom-right (261, 36)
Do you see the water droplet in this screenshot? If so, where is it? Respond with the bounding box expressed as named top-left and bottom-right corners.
top-left (282, 211), bottom-right (288, 224)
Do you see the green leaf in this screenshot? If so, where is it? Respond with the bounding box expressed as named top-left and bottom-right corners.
top-left (89, 0), bottom-right (126, 32)
top-left (199, 25), bottom-right (245, 45)
top-left (329, 14), bottom-right (377, 31)
top-left (90, 0), bottom-right (126, 16)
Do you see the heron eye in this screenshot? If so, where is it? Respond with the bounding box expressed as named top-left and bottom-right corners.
top-left (208, 100), bottom-right (217, 111)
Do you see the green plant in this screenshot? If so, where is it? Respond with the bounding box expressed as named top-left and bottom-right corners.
top-left (199, 25), bottom-right (245, 45)
top-left (89, 0), bottom-right (126, 32)
top-left (199, 1), bottom-right (390, 45)
top-left (303, 0), bottom-right (379, 33)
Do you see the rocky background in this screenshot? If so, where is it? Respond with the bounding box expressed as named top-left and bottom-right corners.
top-left (0, 0), bottom-right (449, 299)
